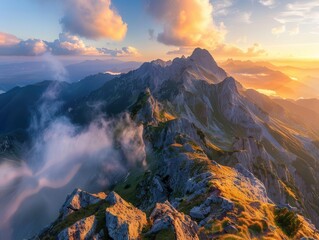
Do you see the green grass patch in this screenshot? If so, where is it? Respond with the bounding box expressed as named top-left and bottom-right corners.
top-left (41, 200), bottom-right (110, 238)
top-left (274, 207), bottom-right (302, 237)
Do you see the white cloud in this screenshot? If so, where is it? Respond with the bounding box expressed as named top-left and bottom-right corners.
top-left (60, 0), bottom-right (127, 40)
top-left (145, 0), bottom-right (226, 48)
top-left (241, 12), bottom-right (252, 24)
top-left (214, 0), bottom-right (233, 16)
top-left (275, 1), bottom-right (319, 25)
top-left (49, 32), bottom-right (100, 55)
top-left (272, 25), bottom-right (286, 35)
top-left (259, 0), bottom-right (275, 7)
top-left (98, 46), bottom-right (140, 57)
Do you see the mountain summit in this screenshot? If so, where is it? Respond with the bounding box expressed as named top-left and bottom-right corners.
top-left (189, 47), bottom-right (218, 68)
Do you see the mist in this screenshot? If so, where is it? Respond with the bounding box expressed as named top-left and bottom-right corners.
top-left (41, 52), bottom-right (69, 82)
top-left (0, 75), bottom-right (146, 239)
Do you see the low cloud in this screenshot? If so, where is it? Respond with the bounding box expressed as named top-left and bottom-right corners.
top-left (98, 46), bottom-right (140, 57)
top-left (0, 32), bottom-right (139, 57)
top-left (145, 0), bottom-right (226, 48)
top-left (256, 88), bottom-right (278, 97)
top-left (0, 82), bottom-right (146, 239)
top-left (60, 0), bottom-right (127, 40)
top-left (41, 52), bottom-right (69, 81)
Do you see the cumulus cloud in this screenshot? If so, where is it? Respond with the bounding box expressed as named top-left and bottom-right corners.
top-left (0, 38), bottom-right (48, 56)
top-left (49, 32), bottom-right (100, 55)
top-left (0, 32), bottom-right (20, 46)
top-left (145, 0), bottom-right (226, 48)
top-left (0, 32), bottom-right (139, 57)
top-left (60, 0), bottom-right (127, 40)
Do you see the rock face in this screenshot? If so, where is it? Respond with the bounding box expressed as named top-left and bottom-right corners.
top-left (57, 215), bottom-right (97, 240)
top-left (105, 192), bottom-right (147, 240)
top-left (60, 188), bottom-right (106, 218)
top-left (149, 201), bottom-right (199, 240)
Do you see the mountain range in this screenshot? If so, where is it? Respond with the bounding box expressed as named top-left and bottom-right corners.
top-left (0, 59), bottom-right (141, 92)
top-left (0, 48), bottom-right (319, 239)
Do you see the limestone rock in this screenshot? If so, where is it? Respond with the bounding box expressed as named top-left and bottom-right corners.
top-left (57, 215), bottom-right (97, 240)
top-left (105, 191), bottom-right (147, 240)
top-left (60, 188), bottom-right (106, 218)
top-left (149, 201), bottom-right (199, 240)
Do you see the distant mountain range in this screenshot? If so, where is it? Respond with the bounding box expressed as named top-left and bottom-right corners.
top-left (0, 48), bottom-right (319, 239)
top-left (0, 59), bottom-right (141, 92)
top-left (221, 59), bottom-right (318, 99)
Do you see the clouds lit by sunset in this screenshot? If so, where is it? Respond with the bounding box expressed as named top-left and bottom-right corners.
top-left (0, 0), bottom-right (318, 60)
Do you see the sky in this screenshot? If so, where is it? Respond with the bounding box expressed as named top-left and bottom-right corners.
top-left (0, 0), bottom-right (318, 61)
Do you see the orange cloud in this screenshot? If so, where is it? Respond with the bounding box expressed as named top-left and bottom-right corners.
top-left (0, 32), bottom-right (20, 46)
top-left (167, 43), bottom-right (267, 59)
top-left (0, 36), bottom-right (48, 56)
top-left (145, 0), bottom-right (226, 47)
top-left (0, 32), bottom-right (139, 57)
top-left (61, 0), bottom-right (127, 40)
top-left (212, 43), bottom-right (267, 58)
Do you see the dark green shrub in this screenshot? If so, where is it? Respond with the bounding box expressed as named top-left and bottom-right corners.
top-left (274, 207), bottom-right (302, 237)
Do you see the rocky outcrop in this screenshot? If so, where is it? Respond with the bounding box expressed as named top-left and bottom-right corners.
top-left (60, 188), bottom-right (106, 218)
top-left (105, 192), bottom-right (147, 240)
top-left (57, 215), bottom-right (97, 240)
top-left (148, 201), bottom-right (199, 240)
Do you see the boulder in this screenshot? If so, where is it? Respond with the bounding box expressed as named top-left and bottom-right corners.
top-left (60, 189), bottom-right (106, 218)
top-left (149, 201), bottom-right (199, 240)
top-left (57, 215), bottom-right (97, 240)
top-left (105, 192), bottom-right (147, 240)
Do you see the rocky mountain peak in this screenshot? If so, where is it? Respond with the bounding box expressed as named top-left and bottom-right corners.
top-left (151, 59), bottom-right (172, 67)
top-left (189, 47), bottom-right (218, 67)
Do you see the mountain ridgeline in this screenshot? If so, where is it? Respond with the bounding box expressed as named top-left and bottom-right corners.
top-left (1, 48), bottom-right (319, 239)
